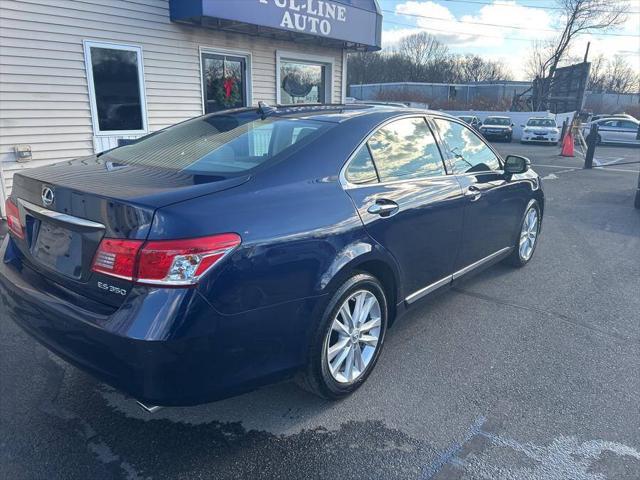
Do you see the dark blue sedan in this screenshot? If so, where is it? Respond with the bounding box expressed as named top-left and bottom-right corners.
top-left (1, 104), bottom-right (544, 407)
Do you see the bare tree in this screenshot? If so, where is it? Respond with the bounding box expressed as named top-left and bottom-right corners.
top-left (602, 55), bottom-right (640, 93)
top-left (458, 54), bottom-right (513, 83)
top-left (396, 32), bottom-right (449, 68)
top-left (525, 41), bottom-right (557, 81)
top-left (533, 0), bottom-right (628, 109)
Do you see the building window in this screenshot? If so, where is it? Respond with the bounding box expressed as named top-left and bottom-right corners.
top-left (277, 52), bottom-right (333, 105)
top-left (83, 41), bottom-right (148, 136)
top-left (201, 52), bottom-right (249, 114)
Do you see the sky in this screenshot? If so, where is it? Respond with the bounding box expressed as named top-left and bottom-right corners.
top-left (378, 0), bottom-right (640, 80)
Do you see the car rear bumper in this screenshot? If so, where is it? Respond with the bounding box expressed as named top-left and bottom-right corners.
top-left (0, 235), bottom-right (317, 406)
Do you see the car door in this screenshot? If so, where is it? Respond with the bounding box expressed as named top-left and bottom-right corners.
top-left (597, 120), bottom-right (618, 143)
top-left (431, 116), bottom-right (531, 270)
top-left (618, 120), bottom-right (640, 143)
top-left (342, 116), bottom-right (466, 299)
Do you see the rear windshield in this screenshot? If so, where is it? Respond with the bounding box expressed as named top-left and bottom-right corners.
top-left (484, 117), bottom-right (511, 126)
top-left (101, 112), bottom-right (329, 175)
top-left (527, 119), bottom-right (556, 127)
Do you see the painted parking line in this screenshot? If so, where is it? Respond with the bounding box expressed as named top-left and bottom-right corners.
top-left (533, 164), bottom-right (639, 173)
top-left (423, 416), bottom-right (640, 479)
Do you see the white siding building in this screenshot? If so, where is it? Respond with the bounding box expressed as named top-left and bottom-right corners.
top-left (0, 0), bottom-right (382, 216)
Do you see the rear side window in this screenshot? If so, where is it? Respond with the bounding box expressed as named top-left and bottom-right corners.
top-left (433, 118), bottom-right (501, 174)
top-left (367, 117), bottom-right (445, 181)
top-left (345, 146), bottom-right (378, 185)
top-left (102, 114), bottom-right (329, 175)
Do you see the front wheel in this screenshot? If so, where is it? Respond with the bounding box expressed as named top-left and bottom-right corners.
top-left (506, 201), bottom-right (541, 267)
top-left (297, 273), bottom-right (388, 399)
top-left (635, 189), bottom-right (640, 209)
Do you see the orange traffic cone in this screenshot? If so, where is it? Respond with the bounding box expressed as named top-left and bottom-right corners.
top-left (560, 130), bottom-right (574, 157)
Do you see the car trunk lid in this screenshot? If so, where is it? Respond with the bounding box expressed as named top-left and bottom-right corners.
top-left (8, 156), bottom-right (249, 306)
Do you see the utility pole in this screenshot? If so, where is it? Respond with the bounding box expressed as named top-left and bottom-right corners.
top-left (583, 41), bottom-right (591, 63)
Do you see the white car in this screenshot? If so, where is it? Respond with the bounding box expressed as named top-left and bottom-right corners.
top-left (521, 118), bottom-right (560, 144)
top-left (582, 117), bottom-right (640, 145)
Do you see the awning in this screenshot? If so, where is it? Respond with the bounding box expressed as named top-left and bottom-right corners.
top-left (169, 0), bottom-right (382, 51)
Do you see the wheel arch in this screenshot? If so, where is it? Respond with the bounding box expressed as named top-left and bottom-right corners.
top-left (317, 241), bottom-right (402, 327)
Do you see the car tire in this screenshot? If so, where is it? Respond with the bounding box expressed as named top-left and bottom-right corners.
top-left (635, 190), bottom-right (640, 209)
top-left (505, 200), bottom-right (541, 268)
top-left (297, 272), bottom-right (388, 400)
top-left (506, 135), bottom-right (512, 143)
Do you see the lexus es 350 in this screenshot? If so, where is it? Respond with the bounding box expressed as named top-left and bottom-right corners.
top-left (0, 105), bottom-right (544, 407)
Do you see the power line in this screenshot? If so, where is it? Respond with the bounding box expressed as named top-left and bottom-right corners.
top-left (384, 8), bottom-right (640, 38)
top-left (383, 18), bottom-right (640, 45)
top-left (384, 18), bottom-right (537, 42)
top-left (438, 0), bottom-right (640, 15)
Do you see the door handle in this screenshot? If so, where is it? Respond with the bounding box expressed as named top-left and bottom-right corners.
top-left (367, 200), bottom-right (399, 217)
top-left (464, 185), bottom-right (482, 202)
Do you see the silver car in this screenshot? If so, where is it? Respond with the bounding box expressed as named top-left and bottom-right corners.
top-left (583, 117), bottom-right (640, 145)
top-left (521, 118), bottom-right (560, 145)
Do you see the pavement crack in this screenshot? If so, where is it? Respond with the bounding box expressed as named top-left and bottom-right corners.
top-left (452, 287), bottom-right (638, 344)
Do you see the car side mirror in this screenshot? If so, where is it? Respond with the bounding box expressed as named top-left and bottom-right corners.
top-left (504, 155), bottom-right (530, 175)
top-left (511, 123), bottom-right (515, 127)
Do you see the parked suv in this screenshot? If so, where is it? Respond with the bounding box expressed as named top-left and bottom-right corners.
top-left (479, 116), bottom-right (513, 142)
top-left (1, 105), bottom-right (544, 406)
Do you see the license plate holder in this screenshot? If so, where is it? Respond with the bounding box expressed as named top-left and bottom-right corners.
top-left (32, 220), bottom-right (84, 279)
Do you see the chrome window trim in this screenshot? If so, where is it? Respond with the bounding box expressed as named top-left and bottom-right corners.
top-left (405, 246), bottom-right (513, 304)
top-left (18, 199), bottom-right (105, 230)
top-left (339, 113), bottom-right (449, 190)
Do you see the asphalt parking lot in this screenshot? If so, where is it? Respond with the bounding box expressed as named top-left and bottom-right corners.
top-left (1, 143), bottom-right (639, 480)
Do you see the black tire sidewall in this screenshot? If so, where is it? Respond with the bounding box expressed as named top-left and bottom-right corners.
top-left (313, 273), bottom-right (388, 398)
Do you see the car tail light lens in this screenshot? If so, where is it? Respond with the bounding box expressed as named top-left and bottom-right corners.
top-left (92, 239), bottom-right (144, 281)
top-left (91, 234), bottom-right (241, 286)
top-left (5, 197), bottom-right (24, 239)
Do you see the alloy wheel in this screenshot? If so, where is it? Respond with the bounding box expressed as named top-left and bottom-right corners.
top-left (519, 207), bottom-right (539, 261)
top-left (325, 290), bottom-right (382, 384)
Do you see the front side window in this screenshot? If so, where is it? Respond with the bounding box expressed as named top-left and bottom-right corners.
top-left (367, 117), bottom-right (445, 182)
top-left (102, 113), bottom-right (329, 175)
top-left (433, 118), bottom-right (501, 174)
top-left (280, 60), bottom-right (328, 104)
top-left (84, 42), bottom-right (147, 134)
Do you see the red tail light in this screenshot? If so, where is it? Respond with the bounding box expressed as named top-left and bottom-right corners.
top-left (91, 239), bottom-right (143, 281)
top-left (5, 197), bottom-right (25, 239)
top-left (91, 233), bottom-right (241, 286)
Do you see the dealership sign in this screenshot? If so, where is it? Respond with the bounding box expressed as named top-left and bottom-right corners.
top-left (258, 0), bottom-right (346, 37)
top-left (170, 0), bottom-right (382, 50)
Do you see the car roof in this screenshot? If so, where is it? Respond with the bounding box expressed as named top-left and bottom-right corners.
top-left (485, 115), bottom-right (511, 119)
top-left (235, 104), bottom-right (450, 124)
top-left (596, 116), bottom-right (637, 121)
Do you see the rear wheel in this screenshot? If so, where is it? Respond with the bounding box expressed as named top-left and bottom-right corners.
top-left (635, 190), bottom-right (640, 209)
top-left (506, 201), bottom-right (541, 267)
top-left (298, 273), bottom-right (388, 399)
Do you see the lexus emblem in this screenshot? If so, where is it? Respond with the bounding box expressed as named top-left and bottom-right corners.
top-left (41, 186), bottom-right (55, 207)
